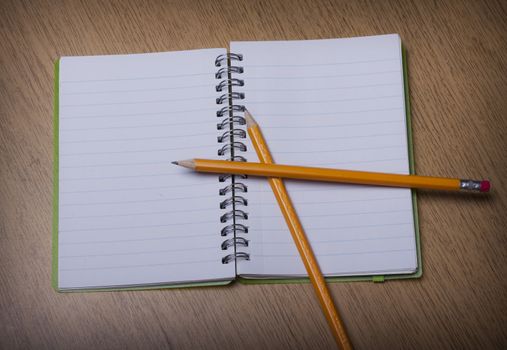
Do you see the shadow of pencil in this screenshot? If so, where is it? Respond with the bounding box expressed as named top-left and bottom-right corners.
top-left (415, 188), bottom-right (496, 204)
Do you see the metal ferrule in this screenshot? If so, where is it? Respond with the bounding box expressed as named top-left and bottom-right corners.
top-left (459, 179), bottom-right (482, 191)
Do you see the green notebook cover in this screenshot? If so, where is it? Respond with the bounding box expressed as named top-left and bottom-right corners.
top-left (52, 45), bottom-right (421, 291)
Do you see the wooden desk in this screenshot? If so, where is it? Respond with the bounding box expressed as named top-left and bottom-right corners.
top-left (1, 0), bottom-right (506, 348)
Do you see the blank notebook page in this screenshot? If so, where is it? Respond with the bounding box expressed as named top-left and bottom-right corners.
top-left (57, 49), bottom-right (235, 289)
top-left (231, 35), bottom-right (418, 277)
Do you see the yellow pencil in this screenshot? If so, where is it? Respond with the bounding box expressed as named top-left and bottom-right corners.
top-left (201, 110), bottom-right (354, 348)
top-left (172, 159), bottom-right (490, 192)
top-left (247, 110), bottom-right (353, 349)
top-left (250, 111), bottom-right (354, 348)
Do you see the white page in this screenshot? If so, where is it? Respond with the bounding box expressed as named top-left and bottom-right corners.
top-left (231, 35), bottom-right (418, 277)
top-left (57, 49), bottom-right (235, 289)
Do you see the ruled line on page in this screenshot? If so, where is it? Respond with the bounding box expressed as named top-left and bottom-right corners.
top-left (60, 95), bottom-right (217, 107)
top-left (60, 133), bottom-right (215, 143)
top-left (61, 171), bottom-right (187, 181)
top-left (60, 232), bottom-right (217, 246)
top-left (60, 181), bottom-right (219, 194)
top-left (242, 57), bottom-right (398, 67)
top-left (247, 195), bottom-right (408, 207)
top-left (261, 120), bottom-right (401, 129)
top-left (260, 222), bottom-right (413, 232)
top-left (271, 145), bottom-right (404, 155)
top-left (61, 83), bottom-right (215, 95)
top-left (60, 161), bottom-right (193, 170)
top-left (60, 205), bottom-right (219, 219)
top-left (60, 71), bottom-right (214, 83)
top-left (60, 121), bottom-right (219, 132)
top-left (59, 182), bottom-right (219, 196)
top-left (245, 69), bottom-right (400, 80)
top-left (253, 107), bottom-right (403, 117)
top-left (59, 259), bottom-right (221, 272)
top-left (60, 107), bottom-right (216, 119)
top-left (255, 248), bottom-right (415, 258)
top-left (60, 193), bottom-right (219, 207)
top-left (60, 144), bottom-right (216, 157)
top-left (248, 183), bottom-right (408, 195)
top-left (246, 94), bottom-right (402, 105)
top-left (256, 209), bottom-right (411, 219)
top-left (264, 235), bottom-right (413, 245)
top-left (243, 82), bottom-right (400, 92)
top-left (60, 245), bottom-right (218, 259)
top-left (268, 132), bottom-right (405, 142)
top-left (248, 184), bottom-right (408, 200)
top-left (307, 158), bottom-right (406, 167)
top-left (59, 220), bottom-right (219, 233)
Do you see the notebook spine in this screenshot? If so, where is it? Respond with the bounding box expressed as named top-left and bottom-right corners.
top-left (215, 53), bottom-right (250, 265)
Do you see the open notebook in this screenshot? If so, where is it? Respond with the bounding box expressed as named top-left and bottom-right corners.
top-left (53, 34), bottom-right (421, 291)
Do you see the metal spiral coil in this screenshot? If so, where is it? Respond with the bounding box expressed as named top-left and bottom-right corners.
top-left (220, 195), bottom-right (248, 209)
top-left (217, 129), bottom-right (246, 143)
top-left (221, 237), bottom-right (249, 250)
top-left (215, 52), bottom-right (250, 265)
top-left (216, 79), bottom-right (244, 92)
top-left (215, 66), bottom-right (244, 79)
top-left (218, 142), bottom-right (247, 156)
top-left (222, 251), bottom-right (250, 264)
top-left (215, 53), bottom-right (243, 67)
top-left (221, 223), bottom-right (248, 237)
top-left (219, 173), bottom-right (247, 183)
top-left (216, 92), bottom-right (245, 105)
top-left (220, 209), bottom-right (248, 223)
top-left (216, 104), bottom-right (245, 117)
top-left (219, 183), bottom-right (247, 196)
top-left (230, 155), bottom-right (247, 162)
top-left (217, 116), bottom-right (246, 130)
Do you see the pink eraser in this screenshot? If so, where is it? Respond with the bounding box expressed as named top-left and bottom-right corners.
top-left (480, 180), bottom-right (491, 192)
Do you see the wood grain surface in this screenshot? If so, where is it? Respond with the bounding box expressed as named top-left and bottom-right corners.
top-left (1, 0), bottom-right (506, 349)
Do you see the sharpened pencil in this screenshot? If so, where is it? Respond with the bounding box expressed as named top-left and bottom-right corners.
top-left (172, 159), bottom-right (490, 193)
top-left (248, 110), bottom-right (355, 348)
top-left (245, 110), bottom-right (353, 349)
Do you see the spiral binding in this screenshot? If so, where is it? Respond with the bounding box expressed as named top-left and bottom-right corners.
top-left (215, 53), bottom-right (250, 265)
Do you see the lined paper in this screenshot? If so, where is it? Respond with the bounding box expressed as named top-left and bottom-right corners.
top-left (57, 49), bottom-right (235, 289)
top-left (231, 35), bottom-right (418, 277)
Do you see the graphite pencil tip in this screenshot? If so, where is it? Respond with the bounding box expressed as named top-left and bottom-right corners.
top-left (172, 159), bottom-right (195, 169)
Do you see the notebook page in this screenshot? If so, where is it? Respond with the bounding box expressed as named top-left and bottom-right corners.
top-left (231, 35), bottom-right (418, 277)
top-left (57, 49), bottom-right (235, 289)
